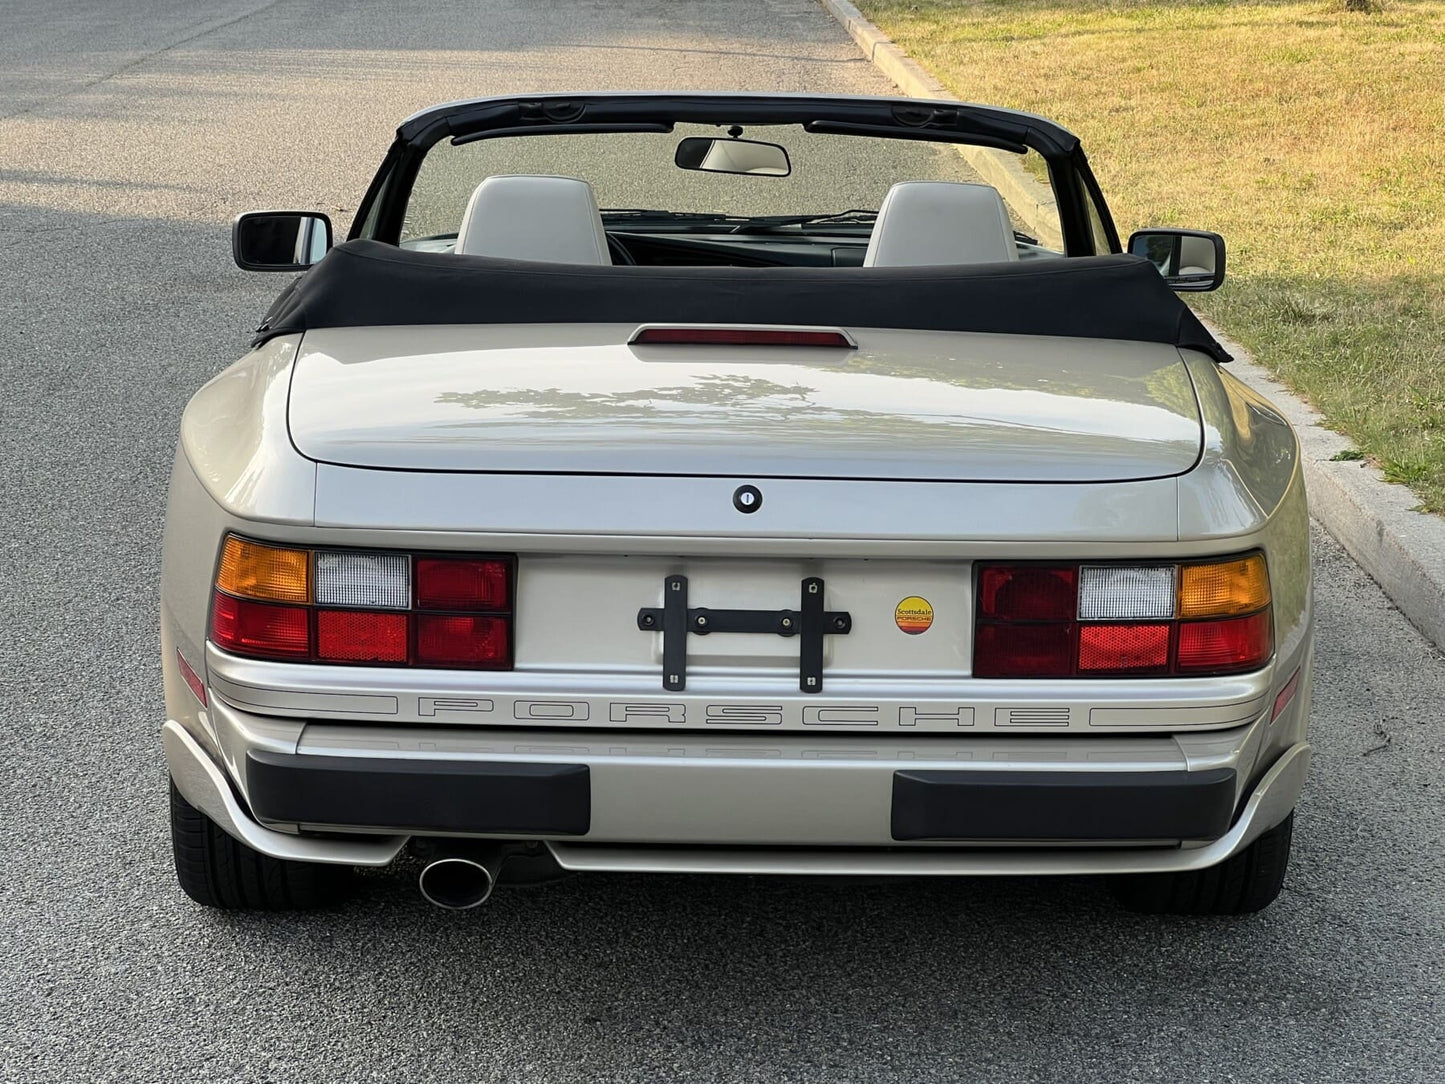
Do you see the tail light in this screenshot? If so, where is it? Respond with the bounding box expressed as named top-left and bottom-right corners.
top-left (209, 535), bottom-right (514, 669)
top-left (974, 553), bottom-right (1272, 678)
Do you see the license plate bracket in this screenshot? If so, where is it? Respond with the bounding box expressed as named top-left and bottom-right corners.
top-left (637, 575), bottom-right (852, 694)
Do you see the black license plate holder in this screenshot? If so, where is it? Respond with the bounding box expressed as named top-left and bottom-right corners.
top-left (636, 575), bottom-right (851, 694)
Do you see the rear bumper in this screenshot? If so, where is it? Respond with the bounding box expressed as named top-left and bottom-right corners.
top-left (163, 688), bottom-right (1310, 875)
top-left (243, 748), bottom-right (1237, 844)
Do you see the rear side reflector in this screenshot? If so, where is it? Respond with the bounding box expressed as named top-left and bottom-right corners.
top-left (630, 326), bottom-right (855, 348)
top-left (1272, 667), bottom-right (1302, 720)
top-left (211, 592), bottom-right (310, 659)
top-left (176, 650), bottom-right (207, 706)
top-left (209, 536), bottom-right (515, 670)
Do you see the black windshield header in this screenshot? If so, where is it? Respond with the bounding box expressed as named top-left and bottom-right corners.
top-left (395, 93), bottom-right (1079, 157)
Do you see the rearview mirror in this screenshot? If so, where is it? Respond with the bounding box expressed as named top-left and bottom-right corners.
top-left (674, 136), bottom-right (791, 177)
top-left (1127, 228), bottom-right (1226, 292)
top-left (232, 211), bottom-right (333, 271)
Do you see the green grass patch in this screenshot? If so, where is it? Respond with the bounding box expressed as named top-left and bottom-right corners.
top-left (858, 0), bottom-right (1445, 509)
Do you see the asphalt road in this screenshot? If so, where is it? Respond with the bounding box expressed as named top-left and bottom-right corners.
top-left (2, 2), bottom-right (1442, 1081)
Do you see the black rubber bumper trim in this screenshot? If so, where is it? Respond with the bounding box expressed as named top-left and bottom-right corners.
top-left (245, 751), bottom-right (590, 836)
top-left (890, 767), bottom-right (1236, 842)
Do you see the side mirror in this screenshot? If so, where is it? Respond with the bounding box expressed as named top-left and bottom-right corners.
top-left (674, 136), bottom-right (791, 177)
top-left (232, 211), bottom-right (333, 271)
top-left (1127, 228), bottom-right (1226, 292)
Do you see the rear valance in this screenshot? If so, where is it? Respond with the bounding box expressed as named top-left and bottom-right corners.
top-left (253, 240), bottom-right (1231, 363)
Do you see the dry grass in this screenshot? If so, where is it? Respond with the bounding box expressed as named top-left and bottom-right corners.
top-left (859, 0), bottom-right (1445, 508)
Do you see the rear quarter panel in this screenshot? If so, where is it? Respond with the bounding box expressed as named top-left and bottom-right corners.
top-left (160, 335), bottom-right (316, 753)
top-left (1181, 352), bottom-right (1312, 761)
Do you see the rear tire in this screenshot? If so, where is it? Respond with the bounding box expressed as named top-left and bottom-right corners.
top-left (1109, 811), bottom-right (1294, 916)
top-left (169, 779), bottom-right (353, 910)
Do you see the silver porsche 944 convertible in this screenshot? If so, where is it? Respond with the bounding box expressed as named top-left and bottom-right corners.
top-left (160, 93), bottom-right (1312, 915)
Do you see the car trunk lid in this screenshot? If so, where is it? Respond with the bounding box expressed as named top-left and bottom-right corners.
top-left (287, 324), bottom-right (1203, 483)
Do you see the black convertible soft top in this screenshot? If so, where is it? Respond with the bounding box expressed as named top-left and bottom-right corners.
top-left (254, 239), bottom-right (1230, 363)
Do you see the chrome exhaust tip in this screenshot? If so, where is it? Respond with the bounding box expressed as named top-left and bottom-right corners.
top-left (418, 851), bottom-right (500, 910)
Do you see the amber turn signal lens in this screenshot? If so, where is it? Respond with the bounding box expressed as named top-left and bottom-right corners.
top-left (216, 536), bottom-right (311, 604)
top-left (1179, 554), bottom-right (1269, 618)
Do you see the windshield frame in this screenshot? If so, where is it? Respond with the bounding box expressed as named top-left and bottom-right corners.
top-left (351, 92), bottom-right (1117, 258)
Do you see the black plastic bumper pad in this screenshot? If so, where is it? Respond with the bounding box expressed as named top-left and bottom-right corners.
top-left (891, 767), bottom-right (1236, 841)
top-left (246, 751), bottom-right (590, 835)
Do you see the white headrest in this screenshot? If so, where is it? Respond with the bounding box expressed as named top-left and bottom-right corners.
top-left (863, 181), bottom-right (1019, 267)
top-left (455, 175), bottom-right (609, 264)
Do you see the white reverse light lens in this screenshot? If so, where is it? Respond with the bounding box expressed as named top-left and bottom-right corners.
top-left (1078, 566), bottom-right (1175, 621)
top-left (315, 551), bottom-right (411, 609)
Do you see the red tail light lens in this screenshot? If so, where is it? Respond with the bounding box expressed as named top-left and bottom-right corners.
top-left (978, 565), bottom-right (1076, 620)
top-left (974, 565), bottom-right (1077, 677)
top-left (211, 592), bottom-right (310, 659)
top-left (416, 558), bottom-right (510, 611)
top-left (974, 623), bottom-right (1074, 677)
top-left (210, 537), bottom-right (515, 670)
top-left (1176, 612), bottom-right (1273, 673)
top-left (416, 615), bottom-right (511, 668)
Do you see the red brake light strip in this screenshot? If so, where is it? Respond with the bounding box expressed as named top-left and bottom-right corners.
top-left (630, 326), bottom-right (855, 348)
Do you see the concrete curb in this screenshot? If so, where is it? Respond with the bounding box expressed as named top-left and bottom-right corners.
top-left (818, 0), bottom-right (1062, 250)
top-left (1208, 324), bottom-right (1445, 651)
top-left (818, 0), bottom-right (1445, 650)
top-left (819, 0), bottom-right (947, 96)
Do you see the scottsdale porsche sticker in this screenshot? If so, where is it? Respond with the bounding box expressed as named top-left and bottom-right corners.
top-left (894, 596), bottom-right (934, 635)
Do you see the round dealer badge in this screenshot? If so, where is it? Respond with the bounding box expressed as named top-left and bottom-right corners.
top-left (732, 485), bottom-right (763, 513)
top-left (894, 596), bottom-right (934, 635)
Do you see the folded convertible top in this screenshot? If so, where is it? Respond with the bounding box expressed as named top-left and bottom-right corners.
top-left (253, 239), bottom-right (1230, 363)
